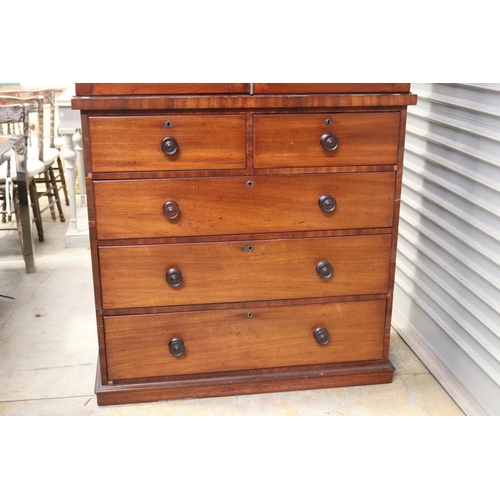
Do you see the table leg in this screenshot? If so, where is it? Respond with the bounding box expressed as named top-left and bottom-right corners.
top-left (15, 148), bottom-right (36, 273)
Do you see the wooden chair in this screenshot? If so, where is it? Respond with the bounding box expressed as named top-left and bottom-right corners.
top-left (42, 88), bottom-right (69, 206)
top-left (0, 102), bottom-right (46, 243)
top-left (0, 96), bottom-right (64, 241)
top-left (0, 88), bottom-right (69, 206)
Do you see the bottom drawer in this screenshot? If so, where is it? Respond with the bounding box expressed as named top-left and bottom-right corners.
top-left (104, 299), bottom-right (387, 381)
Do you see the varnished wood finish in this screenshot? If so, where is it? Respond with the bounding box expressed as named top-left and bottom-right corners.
top-left (93, 172), bottom-right (396, 240)
top-left (72, 93), bottom-right (418, 111)
top-left (95, 361), bottom-right (395, 405)
top-left (88, 115), bottom-right (246, 172)
top-left (76, 83), bottom-right (410, 96)
top-left (253, 83), bottom-right (411, 94)
top-left (76, 83), bottom-right (250, 96)
top-left (254, 112), bottom-right (400, 168)
top-left (75, 83), bottom-right (416, 405)
top-left (104, 300), bottom-right (387, 380)
top-left (98, 235), bottom-right (392, 308)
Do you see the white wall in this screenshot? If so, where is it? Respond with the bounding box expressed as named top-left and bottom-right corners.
top-left (393, 83), bottom-right (500, 416)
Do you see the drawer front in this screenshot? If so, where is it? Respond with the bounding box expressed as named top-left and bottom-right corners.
top-left (253, 112), bottom-right (400, 169)
top-left (94, 172), bottom-right (396, 240)
top-left (98, 235), bottom-right (392, 308)
top-left (104, 299), bottom-right (387, 380)
top-left (88, 115), bottom-right (246, 172)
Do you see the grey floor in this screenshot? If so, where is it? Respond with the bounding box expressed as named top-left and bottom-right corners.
top-left (0, 199), bottom-right (465, 416)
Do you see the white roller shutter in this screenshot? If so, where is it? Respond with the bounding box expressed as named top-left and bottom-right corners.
top-left (393, 83), bottom-right (500, 416)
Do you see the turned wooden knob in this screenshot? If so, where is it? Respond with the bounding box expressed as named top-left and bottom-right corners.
top-left (320, 133), bottom-right (339, 151)
top-left (166, 268), bottom-right (183, 287)
top-left (169, 338), bottom-right (185, 356)
top-left (313, 327), bottom-right (331, 345)
top-left (163, 200), bottom-right (180, 220)
top-left (318, 194), bottom-right (336, 213)
top-left (161, 136), bottom-right (179, 155)
top-left (316, 260), bottom-right (334, 279)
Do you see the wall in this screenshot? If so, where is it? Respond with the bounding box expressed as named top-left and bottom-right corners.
top-left (393, 83), bottom-right (500, 416)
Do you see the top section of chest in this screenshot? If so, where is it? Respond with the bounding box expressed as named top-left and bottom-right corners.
top-left (72, 83), bottom-right (417, 178)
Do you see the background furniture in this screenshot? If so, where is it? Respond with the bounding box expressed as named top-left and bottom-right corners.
top-left (73, 83), bottom-right (417, 406)
top-left (0, 87), bottom-right (69, 204)
top-left (0, 106), bottom-right (36, 273)
top-left (1, 95), bottom-right (65, 241)
top-left (55, 84), bottom-right (88, 248)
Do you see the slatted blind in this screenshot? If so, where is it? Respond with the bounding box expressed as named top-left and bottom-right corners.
top-left (393, 83), bottom-right (500, 416)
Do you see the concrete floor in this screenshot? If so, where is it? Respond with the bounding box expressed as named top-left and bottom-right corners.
top-left (0, 202), bottom-right (465, 416)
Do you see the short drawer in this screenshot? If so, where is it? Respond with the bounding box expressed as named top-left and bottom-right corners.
top-left (98, 234), bottom-right (392, 309)
top-left (93, 172), bottom-right (396, 240)
top-left (104, 299), bottom-right (387, 380)
top-left (253, 112), bottom-right (400, 169)
top-left (88, 114), bottom-right (246, 172)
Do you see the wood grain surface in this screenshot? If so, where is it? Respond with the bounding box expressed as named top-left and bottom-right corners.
top-left (88, 114), bottom-right (246, 172)
top-left (104, 299), bottom-right (387, 380)
top-left (76, 83), bottom-right (250, 95)
top-left (253, 83), bottom-right (411, 94)
top-left (253, 112), bottom-right (400, 168)
top-left (75, 83), bottom-right (416, 404)
top-left (93, 172), bottom-right (396, 240)
top-left (98, 234), bottom-right (392, 308)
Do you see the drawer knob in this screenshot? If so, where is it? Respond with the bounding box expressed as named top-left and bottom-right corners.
top-left (163, 200), bottom-right (180, 220)
top-left (320, 133), bottom-right (339, 151)
top-left (169, 338), bottom-right (185, 356)
top-left (316, 260), bottom-right (334, 279)
top-left (318, 194), bottom-right (337, 213)
top-left (161, 136), bottom-right (179, 155)
top-left (166, 268), bottom-right (183, 287)
top-left (314, 327), bottom-right (331, 345)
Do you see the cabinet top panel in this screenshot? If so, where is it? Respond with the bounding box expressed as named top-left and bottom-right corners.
top-left (75, 83), bottom-right (411, 96)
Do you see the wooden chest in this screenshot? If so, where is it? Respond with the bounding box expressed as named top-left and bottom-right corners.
top-left (72, 83), bottom-right (417, 406)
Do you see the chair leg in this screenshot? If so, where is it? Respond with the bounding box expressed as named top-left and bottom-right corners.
top-left (48, 166), bottom-right (65, 222)
top-left (41, 170), bottom-right (56, 221)
top-left (56, 156), bottom-right (69, 206)
top-left (29, 179), bottom-right (44, 242)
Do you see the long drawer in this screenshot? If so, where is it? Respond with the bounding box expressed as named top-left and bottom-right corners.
top-left (98, 234), bottom-right (392, 309)
top-left (104, 299), bottom-right (387, 380)
top-left (93, 172), bottom-right (396, 240)
top-left (253, 112), bottom-right (400, 168)
top-left (88, 114), bottom-right (247, 172)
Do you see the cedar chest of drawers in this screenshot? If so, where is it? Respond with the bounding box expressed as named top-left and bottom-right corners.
top-left (72, 83), bottom-right (417, 406)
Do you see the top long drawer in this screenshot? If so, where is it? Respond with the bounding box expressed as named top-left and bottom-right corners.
top-left (93, 172), bottom-right (396, 240)
top-left (87, 114), bottom-right (247, 172)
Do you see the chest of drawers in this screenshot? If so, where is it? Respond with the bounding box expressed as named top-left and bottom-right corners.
top-left (72, 83), bottom-right (417, 406)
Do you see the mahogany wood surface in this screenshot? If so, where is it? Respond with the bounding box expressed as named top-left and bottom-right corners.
top-left (93, 172), bottom-right (396, 240)
top-left (76, 83), bottom-right (409, 96)
top-left (253, 83), bottom-right (411, 94)
top-left (75, 83), bottom-right (250, 95)
top-left (72, 93), bottom-right (417, 111)
top-left (74, 83), bottom-right (416, 405)
top-left (254, 112), bottom-right (400, 168)
top-left (98, 293), bottom-right (390, 317)
top-left (88, 114), bottom-right (246, 172)
top-left (104, 299), bottom-right (387, 380)
top-left (95, 361), bottom-right (395, 405)
top-left (98, 234), bottom-right (392, 309)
